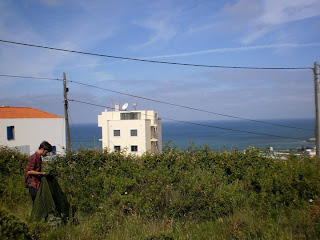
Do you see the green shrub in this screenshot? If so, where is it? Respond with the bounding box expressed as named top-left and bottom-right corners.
top-left (0, 147), bottom-right (27, 200)
top-left (1, 144), bottom-right (320, 239)
top-left (0, 146), bottom-right (27, 176)
top-left (0, 208), bottom-right (31, 240)
top-left (41, 146), bottom-right (320, 221)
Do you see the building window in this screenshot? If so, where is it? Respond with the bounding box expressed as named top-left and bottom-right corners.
top-left (114, 146), bottom-right (121, 151)
top-left (7, 126), bottom-right (15, 140)
top-left (131, 145), bottom-right (138, 152)
top-left (120, 112), bottom-right (141, 120)
top-left (114, 130), bottom-right (120, 136)
top-left (131, 129), bottom-right (138, 136)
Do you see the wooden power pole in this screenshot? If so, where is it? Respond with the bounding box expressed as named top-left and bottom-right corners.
top-left (314, 62), bottom-right (320, 157)
top-left (63, 72), bottom-right (72, 153)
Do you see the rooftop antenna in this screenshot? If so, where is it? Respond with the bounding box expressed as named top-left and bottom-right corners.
top-left (122, 103), bottom-right (128, 111)
top-left (133, 103), bottom-right (138, 110)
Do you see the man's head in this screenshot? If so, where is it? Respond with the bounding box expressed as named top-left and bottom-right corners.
top-left (38, 141), bottom-right (52, 156)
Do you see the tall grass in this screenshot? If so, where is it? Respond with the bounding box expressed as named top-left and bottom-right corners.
top-left (1, 144), bottom-right (320, 239)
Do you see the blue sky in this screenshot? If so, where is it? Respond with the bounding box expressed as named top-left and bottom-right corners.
top-left (0, 0), bottom-right (319, 123)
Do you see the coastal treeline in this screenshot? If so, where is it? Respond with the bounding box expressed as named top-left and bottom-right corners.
top-left (1, 144), bottom-right (320, 239)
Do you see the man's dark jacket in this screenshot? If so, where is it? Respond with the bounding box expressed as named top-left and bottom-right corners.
top-left (30, 170), bottom-right (70, 223)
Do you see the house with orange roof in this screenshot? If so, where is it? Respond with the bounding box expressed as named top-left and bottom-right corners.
top-left (0, 106), bottom-right (66, 155)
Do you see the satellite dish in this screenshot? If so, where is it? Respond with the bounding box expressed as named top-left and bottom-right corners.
top-left (122, 103), bottom-right (128, 110)
top-left (132, 103), bottom-right (138, 110)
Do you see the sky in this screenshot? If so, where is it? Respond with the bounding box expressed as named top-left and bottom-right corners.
top-left (0, 0), bottom-right (319, 124)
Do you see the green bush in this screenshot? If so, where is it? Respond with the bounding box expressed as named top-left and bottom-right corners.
top-left (1, 144), bottom-right (320, 239)
top-left (0, 208), bottom-right (31, 240)
top-left (0, 147), bottom-right (27, 200)
top-left (0, 146), bottom-right (26, 176)
top-left (42, 146), bottom-right (320, 221)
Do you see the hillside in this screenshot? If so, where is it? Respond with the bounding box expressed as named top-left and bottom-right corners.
top-left (1, 144), bottom-right (320, 239)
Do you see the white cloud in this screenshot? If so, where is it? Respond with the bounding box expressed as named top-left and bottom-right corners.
top-left (133, 19), bottom-right (177, 48)
top-left (142, 43), bottom-right (320, 60)
top-left (0, 0), bottom-right (317, 123)
top-left (223, 0), bottom-right (263, 22)
top-left (0, 1), bottom-right (117, 79)
top-left (130, 1), bottom-right (181, 49)
top-left (120, 68), bottom-right (314, 121)
top-left (242, 0), bottom-right (320, 43)
top-left (261, 0), bottom-right (320, 25)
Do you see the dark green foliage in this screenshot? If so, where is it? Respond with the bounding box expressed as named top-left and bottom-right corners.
top-left (142, 231), bottom-right (175, 240)
top-left (43, 146), bottom-right (320, 221)
top-left (0, 146), bottom-right (26, 176)
top-left (0, 208), bottom-right (31, 240)
top-left (1, 144), bottom-right (320, 239)
top-left (0, 146), bottom-right (28, 202)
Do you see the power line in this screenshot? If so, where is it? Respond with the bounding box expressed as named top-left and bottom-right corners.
top-left (0, 74), bottom-right (62, 81)
top-left (69, 99), bottom-right (115, 110)
top-left (69, 98), bottom-right (308, 141)
top-left (0, 39), bottom-right (312, 70)
top-left (0, 72), bottom-right (314, 132)
top-left (69, 80), bottom-right (313, 132)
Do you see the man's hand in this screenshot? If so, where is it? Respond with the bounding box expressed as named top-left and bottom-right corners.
top-left (27, 170), bottom-right (46, 176)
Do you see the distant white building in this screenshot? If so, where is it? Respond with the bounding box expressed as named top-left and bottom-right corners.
top-left (0, 106), bottom-right (66, 155)
top-left (98, 104), bottom-right (162, 155)
top-left (305, 147), bottom-right (316, 157)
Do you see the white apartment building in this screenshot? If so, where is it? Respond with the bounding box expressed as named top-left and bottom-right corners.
top-left (98, 105), bottom-right (162, 155)
top-left (0, 106), bottom-right (66, 155)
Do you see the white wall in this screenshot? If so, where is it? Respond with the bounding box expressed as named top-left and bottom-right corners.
top-left (0, 118), bottom-right (66, 155)
top-left (108, 119), bottom-right (147, 155)
top-left (155, 118), bottom-right (162, 152)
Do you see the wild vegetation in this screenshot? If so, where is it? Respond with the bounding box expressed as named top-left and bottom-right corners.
top-left (1, 144), bottom-right (320, 239)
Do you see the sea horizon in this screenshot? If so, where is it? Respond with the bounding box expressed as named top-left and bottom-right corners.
top-left (70, 118), bottom-right (315, 152)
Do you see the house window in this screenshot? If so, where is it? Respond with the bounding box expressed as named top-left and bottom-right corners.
top-left (114, 146), bottom-right (121, 151)
top-left (7, 126), bottom-right (15, 140)
top-left (131, 145), bottom-right (138, 152)
top-left (131, 129), bottom-right (138, 136)
top-left (114, 130), bottom-right (120, 136)
top-left (52, 146), bottom-right (56, 155)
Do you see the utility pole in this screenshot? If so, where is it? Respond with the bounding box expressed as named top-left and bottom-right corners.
top-left (63, 72), bottom-right (72, 153)
top-left (314, 62), bottom-right (320, 157)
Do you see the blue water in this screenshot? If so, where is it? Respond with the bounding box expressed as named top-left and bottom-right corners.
top-left (70, 119), bottom-right (315, 151)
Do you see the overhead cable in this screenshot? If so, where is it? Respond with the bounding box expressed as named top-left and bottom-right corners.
top-left (69, 98), bottom-right (308, 141)
top-left (0, 72), bottom-right (313, 132)
top-left (69, 80), bottom-right (313, 132)
top-left (0, 74), bottom-right (62, 81)
top-left (69, 99), bottom-right (115, 111)
top-left (0, 39), bottom-right (312, 70)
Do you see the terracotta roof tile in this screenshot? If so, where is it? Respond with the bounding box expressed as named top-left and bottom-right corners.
top-left (0, 107), bottom-right (62, 119)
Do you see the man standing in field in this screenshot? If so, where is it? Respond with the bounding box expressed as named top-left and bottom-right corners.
top-left (24, 141), bottom-right (52, 204)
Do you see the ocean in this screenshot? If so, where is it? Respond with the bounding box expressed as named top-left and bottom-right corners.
top-left (70, 118), bottom-right (315, 152)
